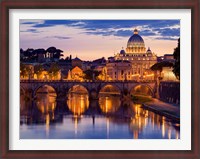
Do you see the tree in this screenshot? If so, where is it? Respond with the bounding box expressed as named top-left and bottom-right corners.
top-left (151, 61), bottom-right (174, 71)
top-left (54, 49), bottom-right (64, 59)
top-left (46, 47), bottom-right (57, 60)
top-left (173, 38), bottom-right (180, 80)
top-left (34, 64), bottom-right (44, 79)
top-left (33, 49), bottom-right (46, 62)
top-left (84, 69), bottom-right (100, 80)
top-left (48, 63), bottom-right (60, 79)
top-left (46, 47), bottom-right (64, 61)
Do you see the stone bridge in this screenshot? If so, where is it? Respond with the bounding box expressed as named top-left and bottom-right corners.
top-left (20, 80), bottom-right (156, 100)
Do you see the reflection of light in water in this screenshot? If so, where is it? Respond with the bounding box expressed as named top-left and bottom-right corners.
top-left (46, 114), bottom-right (50, 137)
top-left (176, 131), bottom-right (179, 139)
top-left (134, 130), bottom-right (139, 139)
top-left (138, 118), bottom-right (141, 129)
top-left (67, 93), bottom-right (89, 116)
top-left (168, 128), bottom-right (172, 139)
top-left (144, 110), bottom-right (148, 127)
top-left (74, 117), bottom-right (78, 134)
top-left (162, 117), bottom-right (166, 138)
top-left (36, 94), bottom-right (56, 114)
top-left (106, 118), bottom-right (110, 139)
top-left (99, 95), bottom-right (121, 114)
top-left (152, 114), bottom-right (155, 129)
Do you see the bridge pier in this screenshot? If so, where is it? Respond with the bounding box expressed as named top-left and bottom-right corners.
top-left (89, 90), bottom-right (99, 100)
top-left (56, 90), bottom-right (67, 101)
top-left (24, 89), bottom-right (34, 101)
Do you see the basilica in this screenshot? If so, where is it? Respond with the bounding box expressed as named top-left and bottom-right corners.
top-left (107, 29), bottom-right (157, 81)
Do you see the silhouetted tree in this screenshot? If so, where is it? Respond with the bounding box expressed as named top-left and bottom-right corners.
top-left (173, 38), bottom-right (180, 80)
top-left (54, 49), bottom-right (64, 59)
top-left (46, 47), bottom-right (64, 61)
top-left (84, 69), bottom-right (100, 80)
top-left (48, 63), bottom-right (60, 79)
top-left (46, 47), bottom-right (57, 60)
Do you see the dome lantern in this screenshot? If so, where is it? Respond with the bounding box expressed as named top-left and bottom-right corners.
top-left (134, 28), bottom-right (138, 34)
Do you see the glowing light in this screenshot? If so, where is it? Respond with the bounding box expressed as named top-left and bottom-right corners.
top-left (162, 122), bottom-right (165, 137)
top-left (45, 114), bottom-right (50, 137)
top-left (106, 118), bottom-right (110, 139)
top-left (74, 117), bottom-right (78, 134)
top-left (168, 129), bottom-right (172, 139)
top-left (176, 131), bottom-right (179, 139)
top-left (133, 130), bottom-right (139, 139)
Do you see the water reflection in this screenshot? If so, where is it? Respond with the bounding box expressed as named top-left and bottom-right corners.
top-left (99, 94), bottom-right (121, 114)
top-left (20, 91), bottom-right (180, 139)
top-left (67, 93), bottom-right (89, 115)
top-left (36, 93), bottom-right (57, 114)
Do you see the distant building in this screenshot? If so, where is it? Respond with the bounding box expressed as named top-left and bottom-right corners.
top-left (72, 57), bottom-right (82, 69)
top-left (20, 63), bottom-right (34, 79)
top-left (159, 54), bottom-right (177, 81)
top-left (161, 67), bottom-right (178, 81)
top-left (70, 66), bottom-right (84, 81)
top-left (106, 60), bottom-right (132, 81)
top-left (157, 54), bottom-right (175, 63)
top-left (82, 61), bottom-right (92, 71)
top-left (58, 58), bottom-right (72, 79)
top-left (113, 29), bottom-right (157, 81)
top-left (108, 56), bottom-right (115, 63)
top-left (91, 57), bottom-right (106, 69)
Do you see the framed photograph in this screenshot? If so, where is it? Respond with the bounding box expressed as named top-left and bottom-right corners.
top-left (1, 0), bottom-right (199, 158)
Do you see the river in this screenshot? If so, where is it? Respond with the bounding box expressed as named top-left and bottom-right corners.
top-left (20, 92), bottom-right (180, 139)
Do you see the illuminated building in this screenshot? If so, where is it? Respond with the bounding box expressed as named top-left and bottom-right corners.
top-left (106, 60), bottom-right (132, 81)
top-left (70, 66), bottom-right (84, 80)
top-left (113, 29), bottom-right (157, 81)
top-left (20, 63), bottom-right (34, 79)
top-left (161, 67), bottom-right (178, 81)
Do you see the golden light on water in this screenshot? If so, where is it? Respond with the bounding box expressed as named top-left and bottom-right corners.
top-left (162, 122), bottom-right (166, 137)
top-left (46, 114), bottom-right (50, 137)
top-left (176, 131), bottom-right (179, 139)
top-left (99, 96), bottom-right (121, 114)
top-left (162, 116), bottom-right (166, 137)
top-left (168, 129), bottom-right (172, 139)
top-left (68, 94), bottom-right (89, 115)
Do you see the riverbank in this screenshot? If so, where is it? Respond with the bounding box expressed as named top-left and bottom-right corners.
top-left (142, 98), bottom-right (180, 122)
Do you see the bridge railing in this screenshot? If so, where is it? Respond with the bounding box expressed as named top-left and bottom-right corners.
top-left (20, 79), bottom-right (156, 83)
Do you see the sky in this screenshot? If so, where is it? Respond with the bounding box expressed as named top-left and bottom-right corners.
top-left (20, 20), bottom-right (180, 61)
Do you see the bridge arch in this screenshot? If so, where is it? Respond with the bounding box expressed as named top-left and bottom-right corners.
top-left (130, 84), bottom-right (154, 97)
top-left (33, 84), bottom-right (57, 97)
top-left (67, 84), bottom-right (89, 115)
top-left (98, 84), bottom-right (122, 96)
top-left (67, 84), bottom-right (89, 95)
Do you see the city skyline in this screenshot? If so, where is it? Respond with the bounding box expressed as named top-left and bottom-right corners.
top-left (20, 20), bottom-right (180, 60)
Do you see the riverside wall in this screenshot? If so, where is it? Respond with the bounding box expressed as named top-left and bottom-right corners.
top-left (159, 81), bottom-right (180, 104)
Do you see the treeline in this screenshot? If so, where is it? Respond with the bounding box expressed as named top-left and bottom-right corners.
top-left (20, 46), bottom-right (66, 63)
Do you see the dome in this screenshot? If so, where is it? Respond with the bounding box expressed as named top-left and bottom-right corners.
top-left (146, 47), bottom-right (152, 54)
top-left (126, 29), bottom-right (146, 53)
top-left (128, 29), bottom-right (144, 43)
top-left (120, 47), bottom-right (126, 54)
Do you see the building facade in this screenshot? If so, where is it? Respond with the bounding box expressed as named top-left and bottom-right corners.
top-left (106, 60), bottom-right (132, 81)
top-left (112, 29), bottom-right (157, 81)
